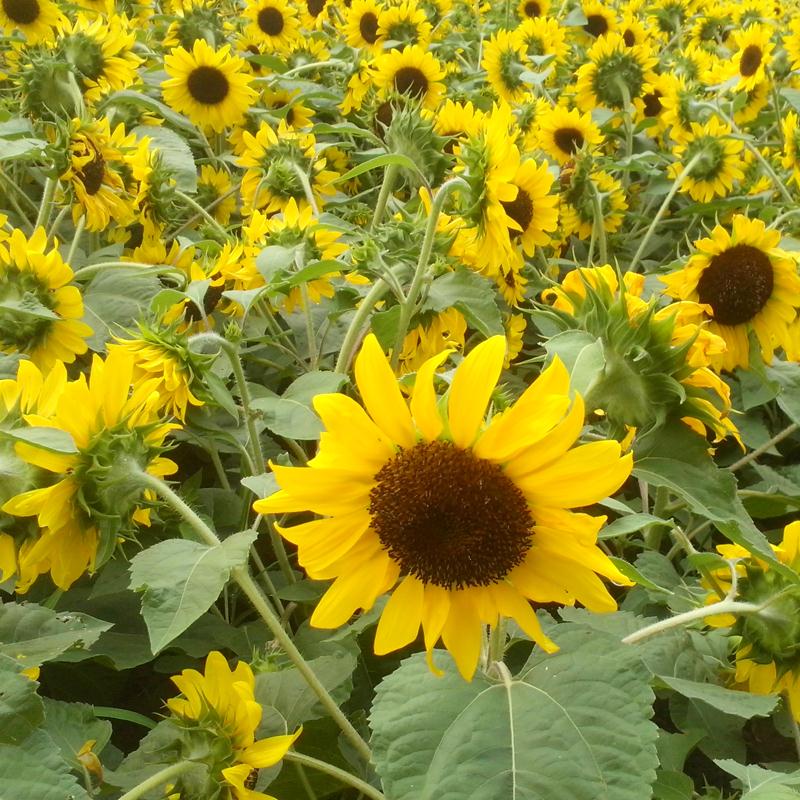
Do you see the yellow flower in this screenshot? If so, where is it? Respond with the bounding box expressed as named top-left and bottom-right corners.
top-left (371, 44), bottom-right (446, 111)
top-left (580, 0), bottom-right (617, 39)
top-left (0, 0), bottom-right (62, 42)
top-left (344, 0), bottom-right (384, 51)
top-left (162, 40), bottom-right (257, 133)
top-left (560, 169), bottom-right (627, 240)
top-left (482, 28), bottom-right (529, 106)
top-left (377, 0), bottom-right (431, 47)
top-left (661, 214), bottom-right (800, 370)
top-left (168, 651), bottom-right (301, 800)
top-left (535, 105), bottom-right (604, 166)
top-left (503, 157), bottom-right (559, 255)
top-left (781, 110), bottom-right (800, 187)
top-left (727, 23), bottom-right (774, 91)
top-left (243, 0), bottom-right (300, 52)
top-left (399, 307), bottom-right (467, 373)
top-left (517, 0), bottom-right (549, 19)
top-left (254, 334), bottom-right (633, 680)
top-left (0, 227), bottom-right (92, 369)
top-left (196, 164), bottom-right (236, 225)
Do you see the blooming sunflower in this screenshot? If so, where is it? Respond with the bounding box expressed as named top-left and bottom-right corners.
top-left (481, 28), bottom-right (530, 105)
top-left (162, 39), bottom-right (257, 133)
top-left (581, 0), bottom-right (617, 38)
top-left (243, 0), bottom-right (300, 52)
top-left (1, 349), bottom-right (178, 592)
top-left (377, 0), bottom-right (432, 46)
top-left (428, 98), bottom-right (483, 152)
top-left (517, 0), bottom-right (549, 19)
top-left (399, 307), bottom-right (467, 374)
top-left (344, 0), bottom-right (383, 51)
top-left (727, 23), bottom-right (774, 91)
top-left (0, 227), bottom-right (92, 369)
top-left (60, 116), bottom-right (136, 232)
top-left (371, 44), bottom-right (446, 111)
top-left (668, 116), bottom-right (744, 203)
top-left (196, 164), bottom-right (236, 225)
top-left (262, 87), bottom-right (314, 130)
top-left (517, 16), bottom-right (569, 66)
top-left (167, 651), bottom-right (301, 800)
top-left (253, 334), bottom-right (633, 680)
top-left (660, 215), bottom-right (800, 371)
top-left (784, 18), bottom-right (800, 72)
top-left (503, 157), bottom-right (559, 255)
top-left (782, 110), bottom-right (800, 187)
top-left (0, 0), bottom-right (62, 42)
top-left (535, 105), bottom-right (604, 166)
top-left (298, 0), bottom-right (330, 29)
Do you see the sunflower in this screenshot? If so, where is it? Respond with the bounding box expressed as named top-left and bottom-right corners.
top-left (784, 18), bottom-right (800, 72)
top-left (482, 28), bottom-right (530, 105)
top-left (344, 0), bottom-right (383, 50)
top-left (162, 0), bottom-right (225, 50)
top-left (377, 0), bottom-right (432, 46)
top-left (196, 164), bottom-right (236, 224)
top-left (298, 0), bottom-right (330, 29)
top-left (0, 227), bottom-right (92, 369)
top-left (243, 0), bottom-right (300, 52)
top-left (636, 72), bottom-right (678, 138)
top-left (581, 0), bottom-right (617, 39)
top-left (238, 120), bottom-right (338, 215)
top-left (726, 24), bottom-right (774, 91)
top-left (660, 214), bottom-right (800, 371)
top-left (535, 104), bottom-right (604, 165)
top-left (668, 115), bottom-right (744, 203)
top-left (162, 39), bottom-right (257, 133)
top-left (60, 116), bottom-right (136, 232)
top-left (503, 157), bottom-right (559, 255)
top-left (428, 98), bottom-right (483, 152)
top-left (262, 87), bottom-right (315, 129)
top-left (517, 0), bottom-right (549, 19)
top-left (399, 307), bottom-right (467, 374)
top-left (575, 31), bottom-right (657, 113)
top-left (496, 250), bottom-right (528, 306)
top-left (703, 522), bottom-right (800, 720)
top-left (371, 44), bottom-right (446, 111)
top-left (167, 651), bottom-right (301, 800)
top-left (253, 334), bottom-right (633, 680)
top-left (0, 0), bottom-right (62, 42)
top-left (517, 16), bottom-right (569, 66)
top-left (619, 13), bottom-right (650, 48)
top-left (781, 110), bottom-right (800, 186)
top-left (560, 168), bottom-right (627, 240)
top-left (659, 72), bottom-right (694, 143)
top-left (1, 349), bottom-right (178, 592)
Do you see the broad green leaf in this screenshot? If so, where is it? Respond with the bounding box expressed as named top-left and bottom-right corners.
top-left (251, 395), bottom-right (323, 440)
top-left (129, 530), bottom-right (256, 653)
top-left (132, 125), bottom-right (197, 192)
top-left (658, 675), bottom-right (778, 719)
top-left (334, 153), bottom-right (422, 184)
top-left (241, 473), bottom-right (278, 498)
top-left (283, 371), bottom-right (348, 404)
top-left (5, 427), bottom-right (77, 453)
top-left (423, 269), bottom-right (504, 338)
top-left (0, 137), bottom-right (47, 161)
top-left (0, 658), bottom-right (43, 745)
top-left (716, 759), bottom-right (800, 797)
top-left (41, 699), bottom-right (112, 770)
top-left (0, 294), bottom-right (59, 320)
top-left (765, 361), bottom-right (800, 425)
top-left (0, 729), bottom-right (89, 800)
top-left (370, 645), bottom-right (658, 800)
top-left (101, 90), bottom-right (197, 134)
top-left (652, 770), bottom-right (694, 800)
top-left (0, 602), bottom-right (111, 664)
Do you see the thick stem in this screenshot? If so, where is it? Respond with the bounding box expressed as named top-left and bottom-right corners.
top-left (34, 176), bottom-right (57, 231)
top-left (371, 162), bottom-right (399, 230)
top-left (175, 189), bottom-right (228, 238)
top-left (629, 153), bottom-right (703, 272)
top-left (334, 279), bottom-right (392, 374)
top-left (116, 761), bottom-right (194, 800)
top-left (283, 752), bottom-right (385, 800)
top-left (727, 422), bottom-right (799, 472)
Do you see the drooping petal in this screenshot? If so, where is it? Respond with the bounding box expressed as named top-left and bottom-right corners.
top-left (240, 729), bottom-right (302, 768)
top-left (410, 350), bottom-right (451, 441)
top-left (374, 575), bottom-right (425, 654)
top-left (491, 582), bottom-right (558, 653)
top-left (440, 590), bottom-right (483, 681)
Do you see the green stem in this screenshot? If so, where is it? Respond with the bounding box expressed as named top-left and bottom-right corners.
top-left (34, 176), bottom-right (57, 230)
top-left (169, 183), bottom-right (240, 238)
top-left (390, 177), bottom-right (466, 370)
top-left (93, 706), bottom-right (157, 730)
top-left (488, 618), bottom-right (507, 666)
top-left (47, 204), bottom-right (71, 242)
top-left (371, 162), bottom-right (399, 230)
top-left (292, 162), bottom-right (319, 216)
top-left (117, 762), bottom-right (194, 800)
top-left (727, 422), bottom-right (800, 472)
top-left (175, 189), bottom-right (228, 238)
top-left (334, 279), bottom-right (392, 374)
top-left (134, 469), bottom-right (373, 765)
top-left (644, 486), bottom-right (670, 549)
top-left (629, 152), bottom-right (703, 272)
top-left (283, 752), bottom-right (385, 800)
top-left (590, 181), bottom-right (607, 265)
top-left (299, 283), bottom-right (318, 369)
top-left (65, 215), bottom-right (86, 266)
top-left (769, 69), bottom-right (786, 151)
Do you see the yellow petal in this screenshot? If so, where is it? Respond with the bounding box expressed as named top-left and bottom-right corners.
top-left (354, 334), bottom-right (415, 447)
top-left (0, 534), bottom-right (16, 582)
top-left (410, 350), bottom-right (451, 441)
top-left (447, 336), bottom-right (506, 449)
top-left (440, 591), bottom-right (482, 681)
top-left (374, 575), bottom-right (425, 655)
top-left (240, 728), bottom-right (302, 768)
top-left (492, 583), bottom-right (558, 653)
top-left (311, 555), bottom-right (391, 628)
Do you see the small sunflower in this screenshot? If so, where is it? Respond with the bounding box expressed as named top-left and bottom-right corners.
top-left (253, 334), bottom-right (633, 681)
top-left (298, 0), bottom-right (330, 30)
top-left (784, 18), bottom-right (800, 72)
top-left (581, 0), bottom-right (617, 39)
top-left (162, 39), bottom-right (257, 133)
top-left (377, 0), bottom-right (432, 46)
top-left (560, 168), bottom-right (627, 240)
top-left (637, 72), bottom-right (678, 137)
top-left (482, 28), bottom-right (530, 105)
top-left (196, 164), bottom-right (236, 225)
top-left (371, 44), bottom-right (446, 111)
top-left (503, 157), bottom-right (559, 255)
top-left (668, 115), bottom-right (744, 203)
top-left (0, 227), bottom-right (92, 369)
top-left (517, 16), bottom-right (569, 66)
top-left (428, 98), bottom-right (483, 153)
top-left (0, 0), bottom-right (62, 42)
top-left (727, 23), bottom-right (774, 91)
top-left (535, 104), bottom-right (604, 166)
top-left (344, 0), bottom-right (384, 51)
top-left (399, 307), bottom-right (467, 374)
top-left (781, 110), bottom-right (800, 187)
top-left (661, 214), bottom-right (800, 370)
top-left (243, 0), bottom-right (300, 52)
top-left (517, 0), bottom-right (549, 19)
top-left (262, 87), bottom-right (315, 129)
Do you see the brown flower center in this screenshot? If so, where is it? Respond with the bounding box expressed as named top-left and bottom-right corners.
top-left (696, 244), bottom-right (774, 326)
top-left (622, 28), bottom-right (636, 46)
top-left (523, 0), bottom-right (541, 16)
top-left (502, 187), bottom-right (534, 237)
top-left (369, 441), bottom-right (533, 588)
top-left (79, 153), bottom-right (106, 196)
top-left (306, 0), bottom-right (325, 17)
top-left (643, 89), bottom-right (663, 117)
top-left (257, 6), bottom-right (284, 35)
top-left (553, 126), bottom-right (584, 155)
top-left (359, 11), bottom-right (378, 43)
top-left (583, 13), bottom-right (608, 37)
top-left (187, 65), bottom-right (230, 105)
top-left (2, 0), bottom-right (39, 24)
top-left (393, 65), bottom-right (429, 98)
top-left (739, 44), bottom-right (762, 78)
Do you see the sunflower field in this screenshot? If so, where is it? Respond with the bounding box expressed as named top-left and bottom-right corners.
top-left (6, 0), bottom-right (800, 797)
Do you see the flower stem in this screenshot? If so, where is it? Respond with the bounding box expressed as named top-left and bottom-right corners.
top-left (116, 761), bottom-right (194, 800)
top-left (71, 261), bottom-right (187, 286)
top-left (65, 215), bottom-right (86, 266)
top-left (622, 599), bottom-right (768, 645)
top-left (390, 177), bottom-right (466, 370)
top-left (283, 752), bottom-right (385, 800)
top-left (34, 176), bottom-right (57, 231)
top-left (371, 163), bottom-right (399, 230)
top-left (727, 422), bottom-right (799, 472)
top-left (334, 279), bottom-right (392, 374)
top-left (134, 469), bottom-right (373, 766)
top-left (590, 181), bottom-right (607, 265)
top-left (629, 152), bottom-right (703, 272)
top-left (175, 189), bottom-right (228, 238)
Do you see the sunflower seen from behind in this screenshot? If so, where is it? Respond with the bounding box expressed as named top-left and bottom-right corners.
top-left (162, 39), bottom-right (257, 133)
top-left (254, 334), bottom-right (633, 680)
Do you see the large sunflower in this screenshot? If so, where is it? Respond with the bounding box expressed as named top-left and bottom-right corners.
top-left (0, 227), bottom-right (92, 369)
top-left (660, 215), bottom-right (800, 370)
top-left (243, 0), bottom-right (300, 52)
top-left (162, 39), bottom-right (257, 133)
top-left (535, 104), bottom-right (603, 166)
top-left (253, 334), bottom-right (633, 681)
top-left (503, 157), bottom-right (559, 255)
top-left (0, 0), bottom-right (62, 42)
top-left (371, 44), bottom-right (446, 111)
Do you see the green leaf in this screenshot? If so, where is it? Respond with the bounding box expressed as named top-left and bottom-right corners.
top-left (334, 153), bottom-right (423, 184)
top-left (132, 125), bottom-right (197, 192)
top-left (5, 426), bottom-right (77, 453)
top-left (41, 699), bottom-right (112, 770)
top-left (370, 645), bottom-right (658, 800)
top-left (0, 729), bottom-right (90, 800)
top-left (251, 395), bottom-right (323, 440)
top-left (652, 770), bottom-right (694, 800)
top-left (0, 293), bottom-right (60, 320)
top-left (0, 137), bottom-right (47, 161)
top-left (765, 361), bottom-right (800, 425)
top-left (658, 675), bottom-right (778, 719)
top-left (423, 269), bottom-right (504, 338)
top-left (101, 90), bottom-right (197, 134)
top-left (129, 530), bottom-right (256, 653)
top-left (599, 513), bottom-right (670, 539)
top-left (0, 602), bottom-right (111, 664)
top-left (0, 658), bottom-right (43, 745)
top-left (283, 371), bottom-right (348, 404)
